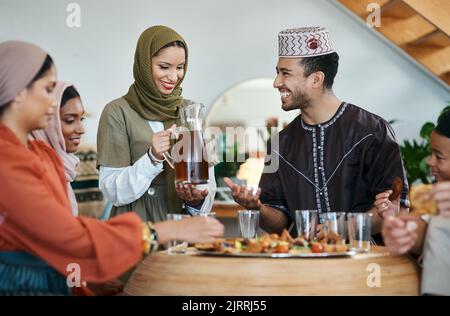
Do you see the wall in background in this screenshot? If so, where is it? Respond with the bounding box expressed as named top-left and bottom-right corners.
top-left (1, 0), bottom-right (448, 146)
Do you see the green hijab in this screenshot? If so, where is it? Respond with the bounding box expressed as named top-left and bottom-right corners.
top-left (124, 25), bottom-right (188, 126)
top-left (124, 25), bottom-right (188, 214)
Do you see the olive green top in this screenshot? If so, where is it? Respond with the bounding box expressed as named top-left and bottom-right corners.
top-left (96, 97), bottom-right (196, 221)
top-left (97, 25), bottom-right (191, 221)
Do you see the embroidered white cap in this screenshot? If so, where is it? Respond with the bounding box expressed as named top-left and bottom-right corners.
top-left (278, 27), bottom-right (335, 58)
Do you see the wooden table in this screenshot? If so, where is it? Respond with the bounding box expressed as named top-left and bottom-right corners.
top-left (212, 202), bottom-right (240, 218)
top-left (124, 246), bottom-right (420, 296)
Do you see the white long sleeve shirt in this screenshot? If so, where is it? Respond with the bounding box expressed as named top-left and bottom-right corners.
top-left (98, 121), bottom-right (216, 215)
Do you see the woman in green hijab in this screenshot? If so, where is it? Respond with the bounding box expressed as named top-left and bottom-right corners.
top-left (97, 25), bottom-right (216, 222)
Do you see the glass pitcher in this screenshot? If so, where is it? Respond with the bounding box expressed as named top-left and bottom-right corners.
top-left (167, 103), bottom-right (209, 185)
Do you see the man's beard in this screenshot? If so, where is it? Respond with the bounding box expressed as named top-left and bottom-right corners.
top-left (281, 89), bottom-right (311, 112)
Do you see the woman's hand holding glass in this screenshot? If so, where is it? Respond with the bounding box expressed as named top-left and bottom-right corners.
top-left (167, 216), bottom-right (225, 244)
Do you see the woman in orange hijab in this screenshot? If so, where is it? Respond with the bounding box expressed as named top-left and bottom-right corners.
top-left (0, 41), bottom-right (224, 295)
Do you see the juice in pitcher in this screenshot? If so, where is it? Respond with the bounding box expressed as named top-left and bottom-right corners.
top-left (171, 103), bottom-right (209, 185)
top-left (174, 129), bottom-right (209, 184)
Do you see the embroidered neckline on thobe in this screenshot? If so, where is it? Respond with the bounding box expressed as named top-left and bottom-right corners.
top-left (274, 103), bottom-right (374, 212)
top-left (299, 103), bottom-right (348, 211)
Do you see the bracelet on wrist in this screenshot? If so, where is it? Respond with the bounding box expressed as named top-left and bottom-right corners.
top-left (184, 199), bottom-right (204, 209)
top-left (147, 221), bottom-right (159, 252)
top-left (141, 221), bottom-right (159, 255)
top-left (147, 147), bottom-right (165, 164)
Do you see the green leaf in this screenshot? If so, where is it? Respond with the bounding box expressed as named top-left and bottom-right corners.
top-left (419, 159), bottom-right (429, 173)
top-left (399, 134), bottom-right (432, 185)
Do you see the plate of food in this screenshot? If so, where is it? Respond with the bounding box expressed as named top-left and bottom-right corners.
top-left (194, 229), bottom-right (356, 258)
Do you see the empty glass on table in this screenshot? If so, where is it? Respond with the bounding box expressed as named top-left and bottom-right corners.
top-left (237, 210), bottom-right (260, 239)
top-left (166, 213), bottom-right (190, 254)
top-left (347, 212), bottom-right (372, 252)
top-left (320, 212), bottom-right (347, 245)
top-left (295, 210), bottom-right (319, 241)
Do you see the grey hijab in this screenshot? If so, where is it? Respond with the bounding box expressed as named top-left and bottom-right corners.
top-left (0, 41), bottom-right (47, 106)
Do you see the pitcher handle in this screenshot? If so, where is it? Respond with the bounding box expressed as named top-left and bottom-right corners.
top-left (163, 126), bottom-right (181, 169)
top-left (163, 152), bottom-right (175, 169)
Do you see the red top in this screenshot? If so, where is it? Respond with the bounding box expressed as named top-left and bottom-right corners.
top-left (0, 123), bottom-right (142, 283)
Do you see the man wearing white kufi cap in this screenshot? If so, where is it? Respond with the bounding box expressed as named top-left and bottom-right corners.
top-left (278, 27), bottom-right (335, 58)
top-left (225, 27), bottom-right (409, 238)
